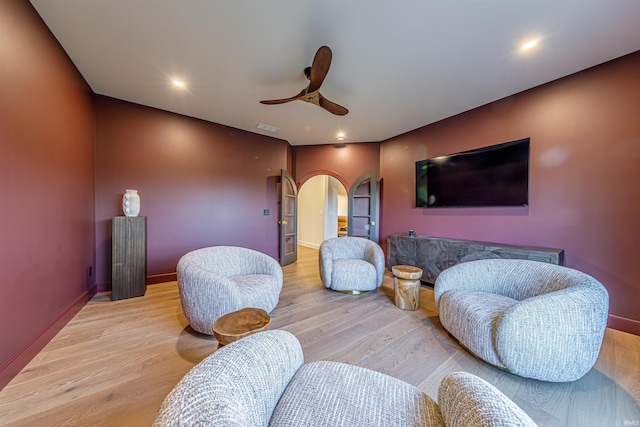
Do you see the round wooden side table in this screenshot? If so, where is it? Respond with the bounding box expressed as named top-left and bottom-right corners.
top-left (212, 307), bottom-right (271, 346)
top-left (391, 265), bottom-right (423, 311)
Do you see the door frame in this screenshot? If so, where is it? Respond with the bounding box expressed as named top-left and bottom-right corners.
top-left (297, 170), bottom-right (380, 243)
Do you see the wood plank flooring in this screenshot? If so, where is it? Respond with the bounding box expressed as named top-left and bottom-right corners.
top-left (1, 245), bottom-right (639, 426)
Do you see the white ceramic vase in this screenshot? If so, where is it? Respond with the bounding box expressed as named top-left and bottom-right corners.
top-left (122, 189), bottom-right (141, 217)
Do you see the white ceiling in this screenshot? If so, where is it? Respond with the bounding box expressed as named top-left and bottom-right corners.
top-left (30, 1), bottom-right (640, 146)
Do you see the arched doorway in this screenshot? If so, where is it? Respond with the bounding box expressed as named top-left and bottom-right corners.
top-left (297, 174), bottom-right (348, 249)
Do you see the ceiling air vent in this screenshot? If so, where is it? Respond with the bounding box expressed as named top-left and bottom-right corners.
top-left (256, 123), bottom-right (279, 132)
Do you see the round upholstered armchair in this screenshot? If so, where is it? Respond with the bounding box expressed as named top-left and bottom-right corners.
top-left (319, 237), bottom-right (385, 294)
top-left (177, 246), bottom-right (283, 335)
top-left (434, 259), bottom-right (609, 382)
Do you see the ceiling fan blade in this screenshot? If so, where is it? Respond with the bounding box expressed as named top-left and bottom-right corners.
top-left (308, 46), bottom-right (332, 93)
top-left (260, 46), bottom-right (346, 115)
top-left (319, 93), bottom-right (348, 116)
top-left (260, 88), bottom-right (307, 105)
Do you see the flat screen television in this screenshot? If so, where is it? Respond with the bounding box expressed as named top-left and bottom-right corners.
top-left (415, 138), bottom-right (530, 208)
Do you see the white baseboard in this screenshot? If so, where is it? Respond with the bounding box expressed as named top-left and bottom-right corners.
top-left (298, 240), bottom-right (320, 250)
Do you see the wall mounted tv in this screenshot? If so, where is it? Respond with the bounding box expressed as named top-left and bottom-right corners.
top-left (415, 138), bottom-right (530, 208)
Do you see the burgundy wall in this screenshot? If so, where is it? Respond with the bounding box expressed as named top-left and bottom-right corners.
top-left (380, 52), bottom-right (640, 334)
top-left (0, 0), bottom-right (95, 388)
top-left (94, 96), bottom-right (289, 288)
top-left (292, 143), bottom-right (380, 188)
top-left (2, 2), bottom-right (639, 395)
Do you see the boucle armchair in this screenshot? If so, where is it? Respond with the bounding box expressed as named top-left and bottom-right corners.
top-left (153, 330), bottom-right (537, 427)
top-left (176, 246), bottom-right (282, 335)
top-left (434, 259), bottom-right (609, 382)
top-left (319, 236), bottom-right (385, 293)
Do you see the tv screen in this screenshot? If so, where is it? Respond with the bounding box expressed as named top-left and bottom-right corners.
top-left (416, 138), bottom-right (530, 207)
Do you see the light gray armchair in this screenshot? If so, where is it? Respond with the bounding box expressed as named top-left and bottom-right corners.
top-left (176, 246), bottom-right (282, 335)
top-left (154, 330), bottom-right (537, 427)
top-left (319, 236), bottom-right (385, 293)
top-left (434, 259), bottom-right (609, 382)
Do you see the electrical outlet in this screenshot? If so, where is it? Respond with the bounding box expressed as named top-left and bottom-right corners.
top-left (263, 209), bottom-right (269, 216)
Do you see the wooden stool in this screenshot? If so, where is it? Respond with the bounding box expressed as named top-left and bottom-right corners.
top-left (392, 265), bottom-right (423, 310)
top-left (212, 307), bottom-right (270, 345)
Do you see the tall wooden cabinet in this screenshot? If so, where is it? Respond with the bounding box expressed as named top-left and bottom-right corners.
top-left (112, 216), bottom-right (147, 301)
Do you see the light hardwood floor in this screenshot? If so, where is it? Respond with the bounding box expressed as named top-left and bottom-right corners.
top-left (1, 246), bottom-right (639, 426)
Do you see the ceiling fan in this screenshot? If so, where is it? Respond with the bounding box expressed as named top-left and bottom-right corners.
top-left (260, 46), bottom-right (349, 116)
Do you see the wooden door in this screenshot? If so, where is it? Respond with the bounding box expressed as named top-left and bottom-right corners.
top-left (348, 172), bottom-right (379, 242)
top-left (279, 169), bottom-right (298, 266)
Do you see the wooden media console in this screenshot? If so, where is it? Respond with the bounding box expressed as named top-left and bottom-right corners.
top-left (386, 234), bottom-right (564, 285)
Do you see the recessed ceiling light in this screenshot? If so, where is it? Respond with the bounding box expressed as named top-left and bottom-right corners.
top-left (171, 79), bottom-right (185, 88)
top-left (521, 39), bottom-right (538, 51)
